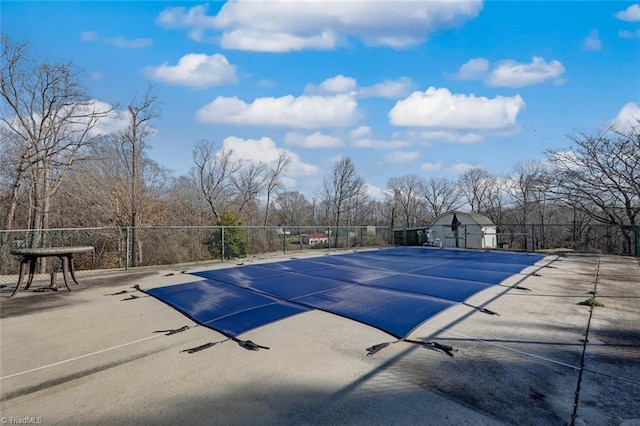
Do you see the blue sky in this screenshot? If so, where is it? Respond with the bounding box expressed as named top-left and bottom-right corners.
top-left (3, 1), bottom-right (639, 200)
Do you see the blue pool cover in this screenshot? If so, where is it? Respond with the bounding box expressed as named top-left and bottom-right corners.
top-left (145, 247), bottom-right (545, 339)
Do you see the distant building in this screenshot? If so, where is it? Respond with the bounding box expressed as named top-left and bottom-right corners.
top-left (302, 233), bottom-right (329, 245)
top-left (429, 211), bottom-right (497, 249)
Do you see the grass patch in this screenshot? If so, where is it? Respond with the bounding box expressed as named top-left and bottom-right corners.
top-left (578, 297), bottom-right (605, 307)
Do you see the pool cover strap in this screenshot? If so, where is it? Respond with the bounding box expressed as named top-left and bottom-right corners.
top-left (463, 303), bottom-right (500, 316)
top-left (181, 337), bottom-right (270, 354)
top-left (154, 325), bottom-right (191, 335)
top-left (234, 338), bottom-right (270, 351)
top-left (181, 341), bottom-right (225, 353)
top-left (366, 339), bottom-right (455, 357)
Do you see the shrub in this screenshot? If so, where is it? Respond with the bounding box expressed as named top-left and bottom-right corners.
top-left (206, 212), bottom-right (248, 260)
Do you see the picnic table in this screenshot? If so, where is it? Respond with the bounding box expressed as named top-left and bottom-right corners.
top-left (8, 246), bottom-right (94, 298)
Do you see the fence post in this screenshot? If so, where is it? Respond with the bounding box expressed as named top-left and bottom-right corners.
top-left (221, 226), bottom-right (225, 260)
top-left (347, 227), bottom-right (350, 249)
top-left (125, 227), bottom-right (130, 270)
top-left (635, 225), bottom-right (640, 257)
top-left (531, 225), bottom-right (536, 252)
top-left (283, 229), bottom-right (287, 255)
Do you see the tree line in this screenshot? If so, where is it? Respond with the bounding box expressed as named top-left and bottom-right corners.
top-left (1, 36), bottom-right (639, 256)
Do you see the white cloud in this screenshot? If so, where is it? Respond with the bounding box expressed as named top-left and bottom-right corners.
top-left (104, 36), bottom-right (153, 49)
top-left (146, 53), bottom-right (237, 88)
top-left (7, 100), bottom-right (137, 140)
top-left (382, 150), bottom-right (420, 165)
top-left (222, 29), bottom-right (338, 52)
top-left (414, 130), bottom-right (484, 144)
top-left (548, 150), bottom-right (582, 171)
top-left (421, 161), bottom-right (442, 172)
top-left (447, 162), bottom-right (478, 175)
top-left (347, 125), bottom-right (409, 149)
top-left (284, 132), bottom-right (343, 148)
top-left (615, 4), bottom-right (640, 21)
top-left (611, 102), bottom-right (640, 132)
top-left (320, 75), bottom-right (357, 94)
top-left (222, 136), bottom-right (317, 177)
top-left (80, 31), bottom-right (151, 48)
top-left (450, 58), bottom-right (489, 80)
top-left (364, 183), bottom-right (387, 201)
top-left (306, 75), bottom-right (413, 99)
top-left (256, 78), bottom-right (276, 88)
top-left (81, 101), bottom-right (129, 137)
top-left (584, 29), bottom-right (602, 51)
top-left (156, 0), bottom-right (483, 52)
top-left (196, 94), bottom-right (360, 129)
top-left (389, 87), bottom-right (524, 130)
top-left (350, 126), bottom-right (371, 139)
top-left (359, 77), bottom-right (414, 99)
top-left (351, 136), bottom-right (409, 150)
top-left (451, 57), bottom-right (565, 88)
top-left (619, 29), bottom-right (640, 38)
top-left (81, 31), bottom-right (98, 41)
top-left (486, 57), bottom-right (565, 88)
top-left (156, 4), bottom-right (218, 28)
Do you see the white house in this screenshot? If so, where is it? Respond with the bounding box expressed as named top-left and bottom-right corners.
top-left (429, 211), bottom-right (497, 249)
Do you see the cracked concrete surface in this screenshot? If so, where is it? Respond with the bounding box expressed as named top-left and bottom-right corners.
top-left (1, 251), bottom-right (638, 425)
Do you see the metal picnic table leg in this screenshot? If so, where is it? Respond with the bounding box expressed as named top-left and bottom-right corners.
top-left (23, 256), bottom-right (38, 290)
top-left (8, 257), bottom-right (31, 298)
top-left (59, 255), bottom-right (73, 292)
top-left (67, 254), bottom-right (80, 285)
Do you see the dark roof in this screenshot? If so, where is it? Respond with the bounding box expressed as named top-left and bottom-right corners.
top-left (431, 211), bottom-right (495, 227)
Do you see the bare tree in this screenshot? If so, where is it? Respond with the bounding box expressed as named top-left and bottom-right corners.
top-left (482, 176), bottom-right (508, 226)
top-left (387, 174), bottom-right (425, 228)
top-left (529, 165), bottom-right (555, 248)
top-left (263, 152), bottom-right (290, 227)
top-left (503, 161), bottom-right (548, 249)
top-left (423, 177), bottom-right (464, 219)
top-left (317, 157), bottom-right (367, 247)
top-left (348, 189), bottom-right (373, 226)
top-left (546, 122), bottom-right (640, 253)
top-left (0, 129), bottom-right (28, 229)
top-left (231, 161), bottom-right (267, 224)
top-left (165, 175), bottom-right (209, 225)
top-left (275, 191), bottom-right (311, 226)
top-left (193, 139), bottom-right (240, 223)
top-left (0, 35), bottom-right (112, 242)
top-left (458, 168), bottom-right (496, 213)
top-left (102, 86), bottom-right (160, 265)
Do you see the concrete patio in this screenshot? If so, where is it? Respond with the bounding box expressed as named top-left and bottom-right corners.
top-left (1, 250), bottom-right (639, 425)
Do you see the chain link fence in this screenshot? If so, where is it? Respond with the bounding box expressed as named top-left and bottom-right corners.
top-left (0, 225), bottom-right (391, 284)
top-left (393, 223), bottom-right (638, 256)
top-left (2, 223), bottom-right (636, 286)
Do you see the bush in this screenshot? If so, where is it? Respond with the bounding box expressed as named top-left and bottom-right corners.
top-left (206, 212), bottom-right (248, 260)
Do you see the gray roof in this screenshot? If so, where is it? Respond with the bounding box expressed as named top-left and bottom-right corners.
top-left (431, 211), bottom-right (496, 227)
top-left (467, 212), bottom-right (495, 226)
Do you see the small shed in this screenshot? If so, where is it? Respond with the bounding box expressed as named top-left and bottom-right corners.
top-left (302, 233), bottom-right (329, 245)
top-left (392, 227), bottom-right (427, 246)
top-left (429, 211), bottom-right (497, 249)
